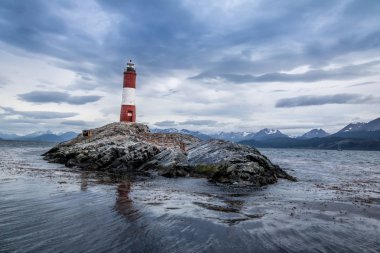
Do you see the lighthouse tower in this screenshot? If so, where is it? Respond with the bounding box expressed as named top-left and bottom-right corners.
top-left (120, 60), bottom-right (136, 122)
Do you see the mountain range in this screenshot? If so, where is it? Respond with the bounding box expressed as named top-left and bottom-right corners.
top-left (151, 128), bottom-right (291, 142)
top-left (1, 117), bottom-right (379, 150)
top-left (152, 117), bottom-right (380, 151)
top-left (239, 118), bottom-right (380, 151)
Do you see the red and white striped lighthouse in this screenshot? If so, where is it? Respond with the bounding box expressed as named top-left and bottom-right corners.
top-left (120, 60), bottom-right (136, 122)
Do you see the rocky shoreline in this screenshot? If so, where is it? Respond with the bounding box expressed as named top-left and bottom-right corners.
top-left (43, 122), bottom-right (296, 186)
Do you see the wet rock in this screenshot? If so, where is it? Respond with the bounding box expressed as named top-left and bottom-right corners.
top-left (43, 122), bottom-right (296, 186)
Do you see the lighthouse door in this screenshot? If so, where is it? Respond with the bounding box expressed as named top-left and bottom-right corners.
top-left (127, 111), bottom-right (133, 122)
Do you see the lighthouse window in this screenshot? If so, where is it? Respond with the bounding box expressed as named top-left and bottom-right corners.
top-left (127, 111), bottom-right (133, 116)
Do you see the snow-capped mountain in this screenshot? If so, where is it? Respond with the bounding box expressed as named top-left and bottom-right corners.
top-left (300, 129), bottom-right (330, 139)
top-left (333, 118), bottom-right (380, 139)
top-left (151, 128), bottom-right (211, 140)
top-left (210, 131), bottom-right (255, 142)
top-left (152, 129), bottom-right (259, 142)
top-left (252, 128), bottom-right (289, 141)
top-left (337, 118), bottom-right (380, 133)
top-left (338, 122), bottom-right (366, 133)
top-left (360, 118), bottom-right (380, 131)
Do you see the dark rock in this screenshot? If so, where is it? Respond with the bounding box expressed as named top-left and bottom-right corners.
top-left (43, 122), bottom-right (296, 186)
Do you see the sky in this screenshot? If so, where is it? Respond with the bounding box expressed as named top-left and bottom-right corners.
top-left (0, 0), bottom-right (379, 135)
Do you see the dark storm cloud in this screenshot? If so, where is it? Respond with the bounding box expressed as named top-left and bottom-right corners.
top-left (1, 0), bottom-right (379, 86)
top-left (0, 0), bottom-right (205, 85)
top-left (95, 0), bottom-right (206, 71)
top-left (18, 91), bottom-right (102, 105)
top-left (0, 106), bottom-right (78, 119)
top-left (0, 0), bottom-right (67, 52)
top-left (0, 0), bottom-right (107, 88)
top-left (0, 0), bottom-right (100, 70)
top-left (0, 0), bottom-right (380, 134)
top-left (184, 1), bottom-right (380, 77)
top-left (275, 94), bottom-right (374, 108)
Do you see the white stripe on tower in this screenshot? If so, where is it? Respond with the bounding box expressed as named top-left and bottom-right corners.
top-left (121, 87), bottom-right (135, 105)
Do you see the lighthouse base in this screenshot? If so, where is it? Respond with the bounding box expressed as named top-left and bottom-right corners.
top-left (120, 105), bottom-right (136, 122)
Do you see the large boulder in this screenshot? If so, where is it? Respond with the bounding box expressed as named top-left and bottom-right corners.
top-left (43, 122), bottom-right (296, 186)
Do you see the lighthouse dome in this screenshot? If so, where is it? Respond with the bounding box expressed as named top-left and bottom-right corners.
top-left (125, 60), bottom-right (135, 72)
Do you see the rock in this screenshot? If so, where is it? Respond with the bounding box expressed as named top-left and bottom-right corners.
top-left (43, 122), bottom-right (296, 186)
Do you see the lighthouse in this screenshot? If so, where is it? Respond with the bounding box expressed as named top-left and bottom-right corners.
top-left (120, 60), bottom-right (136, 122)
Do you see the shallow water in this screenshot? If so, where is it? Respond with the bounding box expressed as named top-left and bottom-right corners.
top-left (0, 140), bottom-right (379, 253)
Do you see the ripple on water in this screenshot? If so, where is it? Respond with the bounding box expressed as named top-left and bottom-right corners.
top-left (0, 142), bottom-right (379, 253)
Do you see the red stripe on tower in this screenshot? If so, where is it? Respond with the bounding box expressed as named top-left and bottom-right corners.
top-left (120, 60), bottom-right (137, 122)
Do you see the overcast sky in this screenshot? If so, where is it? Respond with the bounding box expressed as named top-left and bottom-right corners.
top-left (0, 0), bottom-right (379, 135)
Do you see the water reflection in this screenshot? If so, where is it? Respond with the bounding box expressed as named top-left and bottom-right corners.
top-left (114, 180), bottom-right (141, 222)
top-left (80, 171), bottom-right (88, 191)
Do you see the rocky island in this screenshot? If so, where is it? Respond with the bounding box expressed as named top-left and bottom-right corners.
top-left (43, 122), bottom-right (296, 186)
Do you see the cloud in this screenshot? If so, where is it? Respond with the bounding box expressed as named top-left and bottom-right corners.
top-left (60, 120), bottom-right (90, 126)
top-left (154, 119), bottom-right (220, 127)
top-left (0, 106), bottom-right (78, 119)
top-left (275, 94), bottom-right (375, 108)
top-left (180, 120), bottom-right (219, 126)
top-left (349, 81), bottom-right (378, 87)
top-left (0, 0), bottom-right (379, 92)
top-left (0, 75), bottom-right (10, 87)
top-left (0, 1), bottom-right (380, 134)
top-left (18, 91), bottom-right (102, 105)
top-left (192, 61), bottom-right (380, 83)
top-left (0, 0), bottom-right (376, 82)
top-left (154, 120), bottom-right (177, 127)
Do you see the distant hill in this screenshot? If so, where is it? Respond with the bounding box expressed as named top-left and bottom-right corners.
top-left (0, 132), bottom-right (20, 140)
top-left (0, 131), bottom-right (78, 142)
top-left (299, 129), bottom-right (330, 139)
top-left (21, 130), bottom-right (54, 138)
top-left (59, 132), bottom-right (79, 140)
top-left (240, 136), bottom-right (380, 151)
top-left (21, 132), bottom-right (78, 142)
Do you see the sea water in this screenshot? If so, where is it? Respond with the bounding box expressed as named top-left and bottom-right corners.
top-left (0, 140), bottom-right (379, 253)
